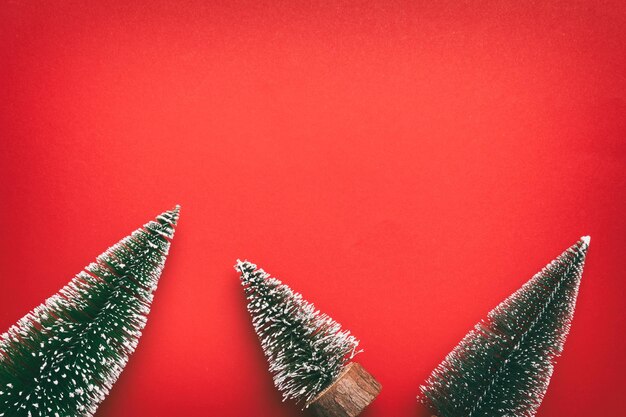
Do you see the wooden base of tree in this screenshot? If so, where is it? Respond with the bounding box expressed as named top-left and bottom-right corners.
top-left (306, 362), bottom-right (382, 417)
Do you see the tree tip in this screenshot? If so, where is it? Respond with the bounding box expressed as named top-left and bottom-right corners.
top-left (234, 259), bottom-right (249, 271)
top-left (156, 205), bottom-right (181, 227)
top-left (581, 235), bottom-right (591, 246)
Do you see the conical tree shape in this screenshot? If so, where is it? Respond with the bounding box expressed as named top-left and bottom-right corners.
top-left (235, 261), bottom-right (361, 405)
top-left (0, 206), bottom-right (180, 417)
top-left (418, 236), bottom-right (590, 417)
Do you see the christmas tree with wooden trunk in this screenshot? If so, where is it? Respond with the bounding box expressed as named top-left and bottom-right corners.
top-left (418, 236), bottom-right (590, 417)
top-left (236, 260), bottom-right (381, 417)
top-left (0, 206), bottom-right (180, 417)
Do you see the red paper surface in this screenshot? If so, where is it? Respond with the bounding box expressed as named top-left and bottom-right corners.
top-left (1, 2), bottom-right (625, 416)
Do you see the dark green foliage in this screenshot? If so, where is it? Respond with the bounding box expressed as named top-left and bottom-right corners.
top-left (235, 261), bottom-right (360, 405)
top-left (0, 207), bottom-right (180, 417)
top-left (418, 237), bottom-right (589, 417)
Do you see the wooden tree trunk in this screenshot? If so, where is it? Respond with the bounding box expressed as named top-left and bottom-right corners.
top-left (306, 362), bottom-right (382, 417)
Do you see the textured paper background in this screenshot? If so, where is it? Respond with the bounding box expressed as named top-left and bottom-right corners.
top-left (1, 2), bottom-right (625, 416)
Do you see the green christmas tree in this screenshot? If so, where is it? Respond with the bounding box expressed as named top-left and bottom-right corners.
top-left (418, 236), bottom-right (590, 417)
top-left (0, 206), bottom-right (180, 417)
top-left (235, 261), bottom-right (361, 405)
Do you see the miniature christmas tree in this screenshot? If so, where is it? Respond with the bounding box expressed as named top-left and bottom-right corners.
top-left (0, 206), bottom-right (180, 417)
top-left (418, 236), bottom-right (590, 417)
top-left (235, 260), bottom-right (381, 417)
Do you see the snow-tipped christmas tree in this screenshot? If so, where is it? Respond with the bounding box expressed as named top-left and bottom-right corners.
top-left (235, 261), bottom-right (381, 417)
top-left (418, 236), bottom-right (590, 417)
top-left (0, 206), bottom-right (180, 417)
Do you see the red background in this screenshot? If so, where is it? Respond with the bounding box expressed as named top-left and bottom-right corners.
top-left (1, 1), bottom-right (625, 416)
